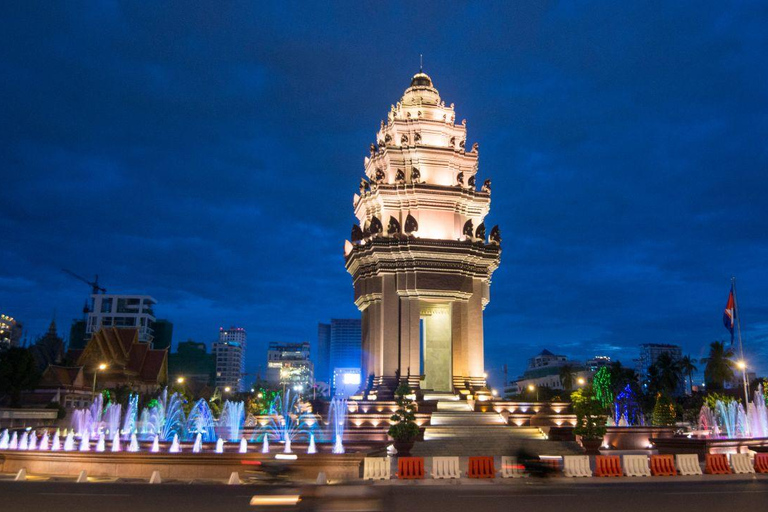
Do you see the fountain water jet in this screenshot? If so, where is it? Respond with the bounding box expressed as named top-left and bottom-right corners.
top-left (307, 433), bottom-right (316, 454)
top-left (128, 433), bottom-right (139, 452)
top-left (111, 432), bottom-right (121, 452)
top-left (239, 438), bottom-right (247, 453)
top-left (28, 431), bottom-right (38, 450)
top-left (51, 432), bottom-right (60, 451)
top-left (79, 431), bottom-right (90, 452)
top-left (39, 431), bottom-right (50, 451)
top-left (262, 436), bottom-right (269, 453)
top-left (9, 431), bottom-right (18, 450)
top-left (96, 433), bottom-right (105, 452)
top-left (63, 431), bottom-right (75, 451)
top-left (169, 433), bottom-right (181, 453)
top-left (218, 401), bottom-right (245, 442)
top-left (329, 397), bottom-right (347, 454)
top-left (193, 433), bottom-right (202, 453)
top-left (215, 438), bottom-right (224, 453)
top-left (151, 435), bottom-right (160, 453)
top-left (18, 431), bottom-right (29, 451)
top-left (0, 429), bottom-right (9, 449)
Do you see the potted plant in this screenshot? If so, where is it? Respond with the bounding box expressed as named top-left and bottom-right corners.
top-left (388, 382), bottom-right (419, 456)
top-left (571, 385), bottom-right (608, 455)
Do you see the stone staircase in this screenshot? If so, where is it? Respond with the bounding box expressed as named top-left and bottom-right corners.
top-left (414, 399), bottom-right (582, 456)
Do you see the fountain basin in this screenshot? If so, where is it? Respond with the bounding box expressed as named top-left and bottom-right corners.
top-left (0, 450), bottom-right (367, 482)
top-left (651, 436), bottom-right (768, 460)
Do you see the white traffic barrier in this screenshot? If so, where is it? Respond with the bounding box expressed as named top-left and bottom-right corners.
top-left (363, 457), bottom-right (390, 480)
top-left (316, 471), bottom-right (328, 485)
top-left (563, 455), bottom-right (592, 477)
top-left (76, 470), bottom-right (88, 483)
top-left (500, 456), bottom-right (527, 478)
top-left (431, 456), bottom-right (461, 479)
top-left (14, 468), bottom-right (27, 481)
top-left (149, 470), bottom-right (162, 484)
top-left (623, 455), bottom-right (651, 477)
top-left (730, 453), bottom-right (755, 474)
top-left (227, 472), bottom-right (241, 485)
top-left (675, 454), bottom-right (703, 476)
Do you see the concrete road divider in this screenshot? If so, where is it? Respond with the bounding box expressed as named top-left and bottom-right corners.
top-left (14, 468), bottom-right (27, 481)
top-left (623, 455), bottom-right (651, 477)
top-left (76, 470), bottom-right (88, 483)
top-left (676, 454), bottom-right (703, 475)
top-left (563, 455), bottom-right (592, 477)
top-left (432, 457), bottom-right (461, 479)
top-left (227, 472), bottom-right (241, 485)
top-left (650, 455), bottom-right (677, 476)
top-left (705, 454), bottom-right (732, 475)
top-left (363, 457), bottom-right (390, 480)
top-left (730, 453), bottom-right (754, 474)
top-left (149, 470), bottom-right (162, 484)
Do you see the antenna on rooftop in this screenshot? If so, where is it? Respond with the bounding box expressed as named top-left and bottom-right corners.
top-left (420, 54), bottom-right (423, 72)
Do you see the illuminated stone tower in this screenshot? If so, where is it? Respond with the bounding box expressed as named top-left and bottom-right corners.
top-left (344, 72), bottom-right (501, 397)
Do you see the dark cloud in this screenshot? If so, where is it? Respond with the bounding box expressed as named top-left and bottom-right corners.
top-left (2, 2), bottom-right (767, 382)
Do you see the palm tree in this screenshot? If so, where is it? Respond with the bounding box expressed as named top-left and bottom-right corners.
top-left (679, 355), bottom-right (698, 394)
top-left (701, 341), bottom-right (734, 391)
top-left (559, 364), bottom-right (576, 391)
top-left (608, 361), bottom-right (639, 395)
top-left (652, 353), bottom-right (683, 395)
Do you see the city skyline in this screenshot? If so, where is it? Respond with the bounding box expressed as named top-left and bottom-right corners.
top-left (3, 3), bottom-right (768, 383)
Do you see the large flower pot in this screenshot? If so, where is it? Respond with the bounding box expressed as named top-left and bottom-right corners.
top-left (581, 438), bottom-right (603, 455)
top-left (393, 440), bottom-right (415, 457)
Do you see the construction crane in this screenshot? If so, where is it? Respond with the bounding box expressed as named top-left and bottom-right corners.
top-left (62, 268), bottom-right (107, 295)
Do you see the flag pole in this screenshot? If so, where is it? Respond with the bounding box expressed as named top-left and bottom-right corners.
top-left (732, 276), bottom-right (749, 404)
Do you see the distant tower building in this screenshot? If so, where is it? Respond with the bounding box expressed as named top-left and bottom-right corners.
top-left (344, 71), bottom-right (501, 396)
top-left (635, 343), bottom-right (683, 394)
top-left (151, 319), bottom-right (174, 350)
top-left (329, 319), bottom-right (361, 375)
top-left (316, 323), bottom-right (331, 384)
top-left (585, 355), bottom-right (611, 373)
top-left (0, 314), bottom-right (22, 350)
top-left (265, 342), bottom-right (313, 392)
top-left (213, 326), bottom-right (247, 391)
top-left (86, 295), bottom-right (156, 344)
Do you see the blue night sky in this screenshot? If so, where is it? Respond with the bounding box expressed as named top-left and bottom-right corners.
top-left (2, 2), bottom-right (767, 385)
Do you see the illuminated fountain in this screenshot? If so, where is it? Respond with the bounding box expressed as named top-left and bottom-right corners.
top-left (239, 437), bottom-right (247, 453)
top-left (79, 431), bottom-right (90, 451)
top-left (0, 429), bottom-right (8, 449)
top-left (329, 397), bottom-right (347, 454)
top-left (96, 433), bottom-right (105, 452)
top-left (169, 433), bottom-right (181, 453)
top-left (151, 435), bottom-right (160, 453)
top-left (215, 438), bottom-right (224, 453)
top-left (39, 431), bottom-right (50, 451)
top-left (63, 431), bottom-right (75, 451)
top-left (128, 433), bottom-right (139, 452)
top-left (111, 432), bottom-right (121, 452)
top-left (307, 433), bottom-right (317, 454)
top-left (162, 393), bottom-right (186, 442)
top-left (19, 431), bottom-right (28, 451)
top-left (261, 436), bottom-right (269, 453)
top-left (51, 431), bottom-right (60, 451)
top-left (103, 403), bottom-right (122, 436)
top-left (218, 401), bottom-right (245, 442)
top-left (265, 391), bottom-right (313, 453)
top-left (187, 399), bottom-right (216, 442)
top-left (192, 433), bottom-right (203, 453)
top-left (697, 386), bottom-right (768, 438)
top-left (122, 394), bottom-right (139, 438)
top-left (28, 431), bottom-right (38, 450)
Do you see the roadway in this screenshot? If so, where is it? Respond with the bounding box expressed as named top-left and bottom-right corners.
top-left (0, 478), bottom-right (766, 511)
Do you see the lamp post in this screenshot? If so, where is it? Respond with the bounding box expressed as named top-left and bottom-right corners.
top-left (92, 363), bottom-right (107, 398)
top-left (736, 360), bottom-right (749, 405)
top-left (577, 377), bottom-right (586, 387)
top-left (528, 384), bottom-right (539, 401)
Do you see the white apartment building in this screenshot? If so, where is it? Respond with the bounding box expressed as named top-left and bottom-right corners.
top-left (213, 326), bottom-right (247, 392)
top-left (86, 295), bottom-right (156, 343)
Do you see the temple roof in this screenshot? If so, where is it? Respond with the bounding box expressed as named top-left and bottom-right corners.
top-left (76, 327), bottom-right (167, 385)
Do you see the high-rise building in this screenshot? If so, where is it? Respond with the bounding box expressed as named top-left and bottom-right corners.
top-left (586, 355), bottom-right (612, 373)
top-left (635, 343), bottom-right (683, 394)
top-left (68, 319), bottom-right (87, 350)
top-left (316, 323), bottom-right (331, 384)
top-left (169, 339), bottom-right (215, 387)
top-left (265, 342), bottom-right (313, 392)
top-left (86, 295), bottom-right (156, 344)
top-left (213, 326), bottom-right (247, 391)
top-left (0, 314), bottom-right (22, 350)
top-left (152, 319), bottom-right (174, 350)
top-left (344, 71), bottom-right (501, 396)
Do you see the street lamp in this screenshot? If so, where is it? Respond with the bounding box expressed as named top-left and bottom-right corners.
top-left (577, 377), bottom-right (586, 386)
top-left (176, 376), bottom-right (185, 384)
top-left (92, 363), bottom-right (108, 398)
top-left (527, 384), bottom-right (539, 401)
top-left (491, 389), bottom-right (498, 397)
top-left (224, 386), bottom-right (231, 393)
top-left (736, 360), bottom-right (749, 404)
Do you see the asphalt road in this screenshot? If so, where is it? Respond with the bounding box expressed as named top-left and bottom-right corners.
top-left (0, 478), bottom-right (767, 512)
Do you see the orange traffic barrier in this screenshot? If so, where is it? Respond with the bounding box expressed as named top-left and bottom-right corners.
top-left (650, 455), bottom-right (677, 476)
top-left (705, 454), bottom-right (732, 475)
top-left (754, 453), bottom-right (768, 474)
top-left (467, 456), bottom-right (496, 479)
top-left (397, 457), bottom-right (425, 479)
top-left (595, 455), bottom-right (622, 477)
